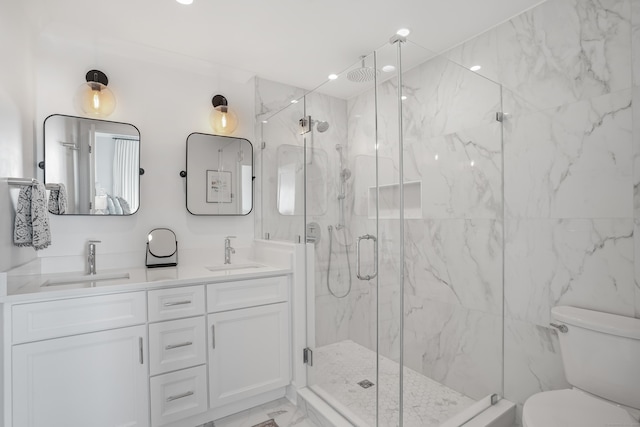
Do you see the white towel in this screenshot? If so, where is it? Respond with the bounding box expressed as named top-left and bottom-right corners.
top-left (14, 183), bottom-right (52, 250)
top-left (47, 183), bottom-right (67, 214)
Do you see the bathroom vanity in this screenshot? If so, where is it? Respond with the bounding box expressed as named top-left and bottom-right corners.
top-left (0, 251), bottom-right (298, 427)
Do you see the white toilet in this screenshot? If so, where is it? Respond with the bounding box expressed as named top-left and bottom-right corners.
top-left (522, 306), bottom-right (640, 427)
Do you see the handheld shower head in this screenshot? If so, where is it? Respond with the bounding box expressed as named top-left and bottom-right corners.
top-left (315, 120), bottom-right (329, 133)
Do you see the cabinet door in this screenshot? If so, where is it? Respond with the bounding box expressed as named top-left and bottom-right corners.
top-left (13, 325), bottom-right (149, 427)
top-left (208, 303), bottom-right (290, 408)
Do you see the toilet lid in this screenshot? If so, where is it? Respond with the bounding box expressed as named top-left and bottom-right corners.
top-left (523, 390), bottom-right (640, 427)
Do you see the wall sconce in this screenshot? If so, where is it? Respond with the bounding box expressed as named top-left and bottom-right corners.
top-left (75, 70), bottom-right (116, 118)
top-left (210, 94), bottom-right (238, 135)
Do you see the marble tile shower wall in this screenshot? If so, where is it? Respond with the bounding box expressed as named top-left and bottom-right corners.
top-left (255, 0), bottom-right (640, 419)
top-left (344, 0), bottom-right (640, 414)
top-left (443, 0), bottom-right (640, 418)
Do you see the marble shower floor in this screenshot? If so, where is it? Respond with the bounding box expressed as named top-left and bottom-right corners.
top-left (312, 340), bottom-right (475, 427)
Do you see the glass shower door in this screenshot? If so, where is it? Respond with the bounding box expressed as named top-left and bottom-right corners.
top-left (302, 50), bottom-right (386, 426)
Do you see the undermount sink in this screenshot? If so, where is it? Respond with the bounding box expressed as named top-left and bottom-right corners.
top-left (205, 263), bottom-right (265, 272)
top-left (42, 271), bottom-right (131, 287)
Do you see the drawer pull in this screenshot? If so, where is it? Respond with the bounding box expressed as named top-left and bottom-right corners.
top-left (165, 341), bottom-right (193, 350)
top-left (166, 391), bottom-right (194, 402)
top-left (211, 325), bottom-right (216, 349)
top-left (139, 337), bottom-right (144, 364)
top-left (164, 300), bottom-right (192, 307)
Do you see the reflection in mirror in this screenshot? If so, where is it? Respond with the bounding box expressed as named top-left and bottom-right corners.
top-left (44, 114), bottom-right (140, 215)
top-left (185, 133), bottom-right (253, 215)
top-left (276, 144), bottom-right (327, 215)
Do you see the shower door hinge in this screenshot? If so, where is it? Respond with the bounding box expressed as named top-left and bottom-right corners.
top-left (299, 116), bottom-right (311, 135)
top-left (303, 347), bottom-right (313, 366)
top-left (495, 112), bottom-right (504, 122)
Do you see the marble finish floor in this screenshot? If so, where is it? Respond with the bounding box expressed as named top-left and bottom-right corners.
top-left (200, 397), bottom-right (320, 427)
top-left (312, 340), bottom-right (475, 426)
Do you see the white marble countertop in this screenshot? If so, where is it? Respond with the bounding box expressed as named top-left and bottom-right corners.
top-left (1, 262), bottom-right (291, 304)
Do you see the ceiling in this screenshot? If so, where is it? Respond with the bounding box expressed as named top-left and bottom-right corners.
top-left (25, 0), bottom-right (544, 99)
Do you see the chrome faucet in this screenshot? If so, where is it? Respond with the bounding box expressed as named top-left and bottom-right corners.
top-left (224, 236), bottom-right (236, 264)
top-left (87, 240), bottom-right (101, 275)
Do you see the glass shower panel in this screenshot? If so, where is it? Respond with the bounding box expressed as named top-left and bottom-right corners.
top-left (258, 99), bottom-right (306, 243)
top-left (400, 40), bottom-right (505, 425)
top-left (296, 36), bottom-right (505, 427)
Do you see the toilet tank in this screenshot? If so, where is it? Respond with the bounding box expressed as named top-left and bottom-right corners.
top-left (551, 306), bottom-right (640, 410)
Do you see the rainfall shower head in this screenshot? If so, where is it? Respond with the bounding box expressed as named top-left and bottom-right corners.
top-left (347, 56), bottom-right (379, 83)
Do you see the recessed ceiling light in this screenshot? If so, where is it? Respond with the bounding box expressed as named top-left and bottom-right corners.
top-left (328, 74), bottom-right (338, 80)
top-left (470, 65), bottom-right (482, 71)
top-left (401, 95), bottom-right (407, 101)
top-left (262, 120), bottom-right (268, 124)
top-left (291, 99), bottom-right (299, 104)
top-left (382, 65), bottom-right (396, 73)
top-left (176, 0), bottom-right (193, 4)
top-left (396, 28), bottom-right (410, 37)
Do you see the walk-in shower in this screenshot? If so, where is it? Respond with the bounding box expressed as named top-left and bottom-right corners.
top-left (258, 38), bottom-right (505, 426)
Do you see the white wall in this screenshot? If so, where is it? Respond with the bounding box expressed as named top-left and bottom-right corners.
top-left (32, 33), bottom-right (257, 262)
top-left (0, 0), bottom-right (37, 271)
top-left (447, 0), bottom-right (639, 421)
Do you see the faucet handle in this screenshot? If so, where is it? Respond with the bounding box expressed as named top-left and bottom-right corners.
top-left (88, 240), bottom-right (102, 244)
top-left (225, 236), bottom-right (236, 239)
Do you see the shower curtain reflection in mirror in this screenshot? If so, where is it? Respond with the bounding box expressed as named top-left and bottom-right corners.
top-left (112, 138), bottom-right (140, 211)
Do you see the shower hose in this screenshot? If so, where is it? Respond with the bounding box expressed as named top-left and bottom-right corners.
top-left (326, 224), bottom-right (352, 298)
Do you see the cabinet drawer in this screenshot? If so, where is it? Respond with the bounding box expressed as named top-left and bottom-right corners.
top-left (150, 365), bottom-right (208, 427)
top-left (149, 317), bottom-right (206, 376)
top-left (207, 276), bottom-right (288, 313)
top-left (12, 292), bottom-right (146, 344)
top-left (148, 286), bottom-right (205, 322)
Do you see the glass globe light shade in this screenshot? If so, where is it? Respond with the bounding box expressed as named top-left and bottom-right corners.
top-left (75, 81), bottom-right (116, 117)
top-left (209, 105), bottom-right (238, 134)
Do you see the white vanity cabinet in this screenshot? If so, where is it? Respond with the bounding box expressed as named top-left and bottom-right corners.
top-left (206, 276), bottom-right (290, 409)
top-left (10, 292), bottom-right (149, 427)
top-left (4, 273), bottom-right (293, 427)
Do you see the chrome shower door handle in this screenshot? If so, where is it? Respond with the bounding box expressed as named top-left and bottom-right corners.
top-left (356, 234), bottom-right (378, 281)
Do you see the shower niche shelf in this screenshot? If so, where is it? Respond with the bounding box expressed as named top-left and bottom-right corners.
top-left (368, 181), bottom-right (422, 219)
